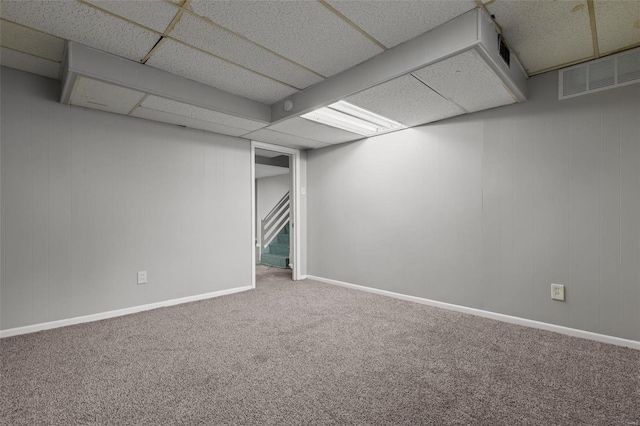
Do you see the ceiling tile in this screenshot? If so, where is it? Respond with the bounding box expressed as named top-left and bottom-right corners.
top-left (326, 0), bottom-right (476, 48)
top-left (0, 46), bottom-right (61, 79)
top-left (268, 117), bottom-right (363, 145)
top-left (487, 0), bottom-right (594, 74)
top-left (594, 0), bottom-right (640, 55)
top-left (0, 20), bottom-right (65, 62)
top-left (83, 0), bottom-right (178, 33)
top-left (141, 95), bottom-right (268, 131)
top-left (132, 106), bottom-right (250, 137)
top-left (244, 128), bottom-right (332, 150)
top-left (189, 0), bottom-right (384, 77)
top-left (412, 50), bottom-right (515, 113)
top-left (70, 76), bottom-right (146, 115)
top-left (146, 39), bottom-right (297, 104)
top-left (1, 0), bottom-right (158, 61)
top-left (170, 13), bottom-right (323, 89)
top-left (347, 74), bottom-right (465, 127)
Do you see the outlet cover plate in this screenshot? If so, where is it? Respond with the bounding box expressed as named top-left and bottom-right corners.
top-left (551, 283), bottom-right (565, 301)
top-left (137, 271), bottom-right (147, 285)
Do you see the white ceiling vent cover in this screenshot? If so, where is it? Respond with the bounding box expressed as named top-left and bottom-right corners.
top-left (559, 47), bottom-right (640, 100)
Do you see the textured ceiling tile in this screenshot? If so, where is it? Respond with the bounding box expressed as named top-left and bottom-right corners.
top-left (170, 13), bottom-right (323, 89)
top-left (412, 50), bottom-right (515, 113)
top-left (487, 0), bottom-right (594, 74)
top-left (146, 39), bottom-right (297, 104)
top-left (594, 0), bottom-right (640, 54)
top-left (244, 128), bottom-right (332, 150)
top-left (326, 0), bottom-right (476, 48)
top-left (84, 0), bottom-right (178, 33)
top-left (0, 20), bottom-right (65, 62)
top-left (268, 117), bottom-right (363, 145)
top-left (347, 74), bottom-right (465, 127)
top-left (70, 77), bottom-right (146, 115)
top-left (142, 95), bottom-right (268, 131)
top-left (132, 106), bottom-right (250, 137)
top-left (0, 46), bottom-right (61, 79)
top-left (189, 0), bottom-right (384, 77)
top-left (1, 0), bottom-right (158, 61)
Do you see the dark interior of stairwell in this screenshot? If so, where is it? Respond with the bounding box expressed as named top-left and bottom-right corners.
top-left (255, 150), bottom-right (293, 284)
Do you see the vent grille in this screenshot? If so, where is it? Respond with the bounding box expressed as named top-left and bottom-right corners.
top-left (498, 34), bottom-right (510, 68)
top-left (618, 49), bottom-right (640, 84)
top-left (563, 67), bottom-right (587, 97)
top-left (559, 47), bottom-right (640, 100)
top-left (589, 58), bottom-right (615, 90)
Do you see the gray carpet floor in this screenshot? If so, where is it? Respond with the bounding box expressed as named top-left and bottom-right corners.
top-left (1, 266), bottom-right (638, 425)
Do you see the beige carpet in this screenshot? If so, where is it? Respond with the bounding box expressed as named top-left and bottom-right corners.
top-left (1, 267), bottom-right (638, 425)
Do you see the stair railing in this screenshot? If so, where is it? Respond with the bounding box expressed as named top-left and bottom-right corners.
top-left (261, 191), bottom-right (290, 248)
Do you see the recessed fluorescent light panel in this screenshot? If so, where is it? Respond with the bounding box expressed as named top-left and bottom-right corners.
top-left (301, 101), bottom-right (406, 136)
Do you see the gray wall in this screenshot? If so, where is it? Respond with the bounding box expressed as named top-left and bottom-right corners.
top-left (256, 172), bottom-right (290, 248)
top-left (307, 71), bottom-right (640, 341)
top-left (1, 67), bottom-right (252, 330)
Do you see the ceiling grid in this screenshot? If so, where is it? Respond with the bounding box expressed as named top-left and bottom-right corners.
top-left (141, 0), bottom-right (192, 64)
top-left (167, 12), bottom-right (322, 89)
top-left (2, 0), bottom-right (159, 61)
top-left (69, 0), bottom-right (319, 91)
top-left (317, 0), bottom-right (388, 50)
top-left (174, 5), bottom-right (326, 79)
top-left (326, 0), bottom-right (477, 49)
top-left (145, 39), bottom-right (299, 103)
top-left (186, 0), bottom-right (384, 77)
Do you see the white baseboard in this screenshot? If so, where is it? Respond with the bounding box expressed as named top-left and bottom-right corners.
top-left (0, 286), bottom-right (252, 339)
top-left (306, 275), bottom-right (640, 350)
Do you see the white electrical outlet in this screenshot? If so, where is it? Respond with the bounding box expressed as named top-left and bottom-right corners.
top-left (551, 283), bottom-right (565, 301)
top-left (137, 271), bottom-right (147, 285)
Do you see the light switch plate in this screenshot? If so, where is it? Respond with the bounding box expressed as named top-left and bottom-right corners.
top-left (137, 271), bottom-right (147, 285)
top-left (551, 283), bottom-right (565, 301)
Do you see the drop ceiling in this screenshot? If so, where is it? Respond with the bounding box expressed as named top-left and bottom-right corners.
top-left (1, 0), bottom-right (639, 150)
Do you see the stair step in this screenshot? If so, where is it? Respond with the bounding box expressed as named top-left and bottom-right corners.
top-left (261, 253), bottom-right (289, 268)
top-left (267, 243), bottom-right (289, 256)
top-left (276, 234), bottom-right (289, 244)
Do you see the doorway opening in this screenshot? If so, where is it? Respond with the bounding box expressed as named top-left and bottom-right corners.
top-left (251, 142), bottom-right (301, 288)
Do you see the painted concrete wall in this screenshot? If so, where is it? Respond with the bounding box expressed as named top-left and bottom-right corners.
top-left (256, 171), bottom-right (291, 249)
top-left (307, 71), bottom-right (640, 341)
top-left (1, 67), bottom-right (252, 330)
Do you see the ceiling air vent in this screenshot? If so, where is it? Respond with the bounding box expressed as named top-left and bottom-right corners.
top-left (618, 49), bottom-right (640, 84)
top-left (559, 47), bottom-right (640, 100)
top-left (498, 34), bottom-right (510, 68)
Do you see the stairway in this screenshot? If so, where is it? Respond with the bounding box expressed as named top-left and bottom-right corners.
top-left (261, 224), bottom-right (290, 268)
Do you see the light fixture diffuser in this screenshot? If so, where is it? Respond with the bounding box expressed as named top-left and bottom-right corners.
top-left (301, 100), bottom-right (406, 136)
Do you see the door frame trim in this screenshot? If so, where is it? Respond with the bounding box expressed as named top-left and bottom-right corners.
top-left (251, 141), bottom-right (301, 288)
